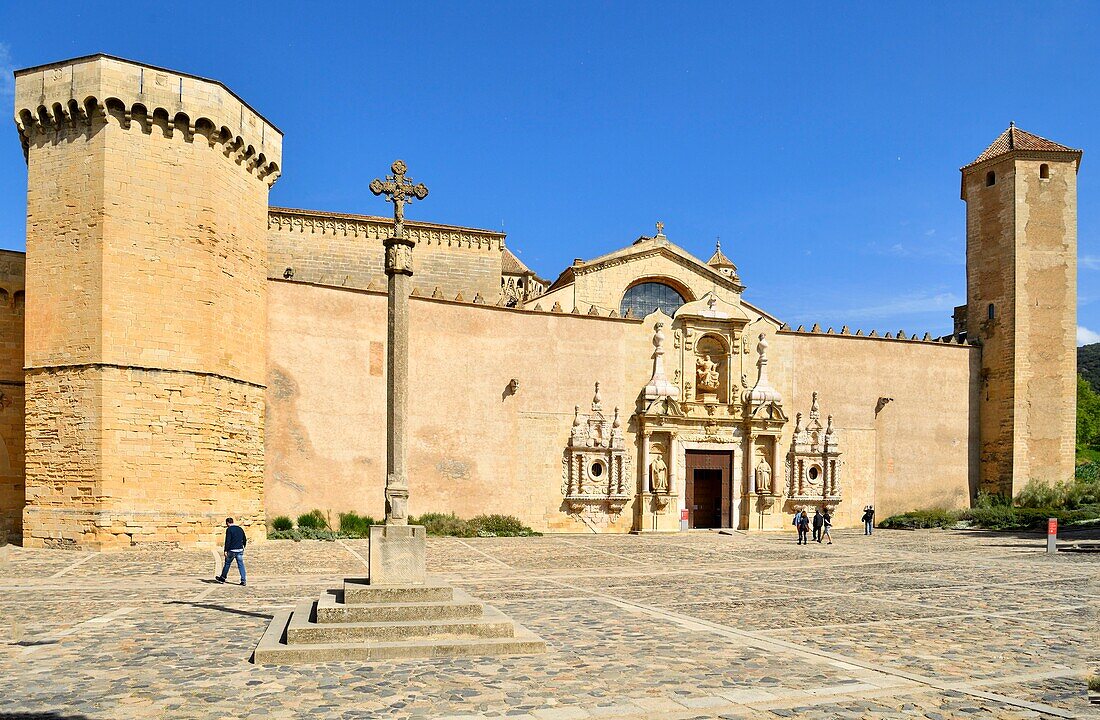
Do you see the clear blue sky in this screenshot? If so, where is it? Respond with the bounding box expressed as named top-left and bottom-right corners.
top-left (1, 2), bottom-right (1097, 342)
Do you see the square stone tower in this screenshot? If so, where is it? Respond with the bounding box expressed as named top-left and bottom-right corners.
top-left (961, 125), bottom-right (1081, 497)
top-left (14, 55), bottom-right (282, 548)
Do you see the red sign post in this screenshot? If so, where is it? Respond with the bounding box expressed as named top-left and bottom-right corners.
top-left (1047, 517), bottom-right (1058, 554)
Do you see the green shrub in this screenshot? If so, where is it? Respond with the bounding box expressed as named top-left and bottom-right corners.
top-left (469, 514), bottom-right (540, 537)
top-left (879, 508), bottom-right (959, 529)
top-left (268, 526), bottom-right (343, 541)
top-left (296, 509), bottom-right (328, 530)
top-left (973, 490), bottom-right (1010, 509)
top-left (270, 515), bottom-right (293, 532)
top-left (338, 511), bottom-right (377, 538)
top-left (1089, 675), bottom-right (1100, 692)
top-left (1077, 460), bottom-right (1099, 482)
top-left (411, 512), bottom-right (474, 537)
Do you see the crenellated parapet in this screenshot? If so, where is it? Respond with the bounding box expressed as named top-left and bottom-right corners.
top-left (268, 207), bottom-right (506, 252)
top-left (14, 54), bottom-right (282, 186)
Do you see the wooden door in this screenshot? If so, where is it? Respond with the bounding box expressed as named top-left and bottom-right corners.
top-left (686, 450), bottom-right (733, 528)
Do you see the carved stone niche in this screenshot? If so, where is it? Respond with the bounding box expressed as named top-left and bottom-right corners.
top-left (562, 382), bottom-right (632, 517)
top-left (785, 392), bottom-right (842, 506)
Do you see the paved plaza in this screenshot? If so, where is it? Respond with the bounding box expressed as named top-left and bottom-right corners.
top-left (1, 529), bottom-right (1097, 719)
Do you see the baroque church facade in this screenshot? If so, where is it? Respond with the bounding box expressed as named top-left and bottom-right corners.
top-left (2, 55), bottom-right (1081, 547)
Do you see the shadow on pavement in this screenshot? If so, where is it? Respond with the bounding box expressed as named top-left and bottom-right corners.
top-left (167, 601), bottom-right (273, 620)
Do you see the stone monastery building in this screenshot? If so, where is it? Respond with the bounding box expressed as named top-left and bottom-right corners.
top-left (2, 55), bottom-right (1082, 548)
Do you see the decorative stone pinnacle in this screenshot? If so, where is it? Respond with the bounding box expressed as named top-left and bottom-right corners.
top-left (655, 220), bottom-right (664, 235)
top-left (369, 159), bottom-right (429, 238)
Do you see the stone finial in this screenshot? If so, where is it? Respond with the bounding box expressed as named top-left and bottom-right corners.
top-left (795, 324), bottom-right (805, 332)
top-left (810, 391), bottom-right (820, 420)
top-left (473, 292), bottom-right (485, 304)
top-left (454, 291), bottom-right (465, 302)
top-left (592, 382), bottom-right (602, 413)
top-left (897, 330), bottom-right (907, 339)
top-left (587, 305), bottom-right (601, 316)
top-left (841, 326), bottom-right (850, 335)
top-left (612, 407), bottom-right (621, 428)
top-left (551, 302), bottom-right (563, 313)
top-left (624, 308), bottom-right (636, 319)
top-left (811, 323), bottom-right (822, 333)
top-left (432, 286), bottom-right (444, 299)
top-left (573, 405), bottom-right (582, 427)
top-left (533, 303), bottom-right (544, 311)
top-left (643, 321), bottom-right (679, 400)
top-left (794, 412), bottom-right (803, 435)
top-left (826, 414), bottom-right (834, 435)
top-left (410, 287), bottom-right (421, 297)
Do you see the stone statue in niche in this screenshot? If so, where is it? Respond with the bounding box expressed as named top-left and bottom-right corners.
top-left (696, 355), bottom-right (720, 393)
top-left (650, 451), bottom-right (668, 493)
top-left (754, 457), bottom-right (772, 494)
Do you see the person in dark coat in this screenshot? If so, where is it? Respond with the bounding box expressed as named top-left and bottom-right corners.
top-left (796, 510), bottom-right (810, 545)
top-left (861, 506), bottom-right (875, 536)
top-left (812, 508), bottom-right (824, 542)
top-left (216, 517), bottom-right (247, 586)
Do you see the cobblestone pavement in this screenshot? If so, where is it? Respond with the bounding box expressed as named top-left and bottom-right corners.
top-left (1, 529), bottom-right (1097, 719)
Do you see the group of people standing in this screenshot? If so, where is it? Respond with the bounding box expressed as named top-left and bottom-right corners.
top-left (792, 505), bottom-right (874, 544)
top-left (792, 507), bottom-right (832, 544)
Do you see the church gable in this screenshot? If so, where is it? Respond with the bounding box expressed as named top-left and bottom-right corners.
top-left (530, 228), bottom-right (751, 318)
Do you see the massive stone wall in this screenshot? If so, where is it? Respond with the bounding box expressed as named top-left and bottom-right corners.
top-left (0, 252), bottom-right (25, 543)
top-left (16, 55), bottom-right (278, 548)
top-left (267, 208), bottom-right (505, 302)
top-left (773, 331), bottom-right (979, 524)
top-left (266, 281), bottom-right (979, 532)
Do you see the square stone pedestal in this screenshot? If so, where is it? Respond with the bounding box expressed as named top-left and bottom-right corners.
top-left (368, 524), bottom-right (426, 586)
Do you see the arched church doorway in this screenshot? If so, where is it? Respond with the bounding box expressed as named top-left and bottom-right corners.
top-left (685, 450), bottom-right (733, 528)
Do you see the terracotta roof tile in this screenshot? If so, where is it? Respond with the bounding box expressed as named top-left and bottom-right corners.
top-left (965, 125), bottom-right (1081, 168)
top-left (501, 247), bottom-right (531, 274)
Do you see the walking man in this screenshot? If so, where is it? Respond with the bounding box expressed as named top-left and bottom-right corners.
top-left (862, 506), bottom-right (875, 536)
top-left (216, 517), bottom-right (247, 586)
top-left (812, 508), bottom-right (824, 543)
top-left (821, 508), bottom-right (833, 545)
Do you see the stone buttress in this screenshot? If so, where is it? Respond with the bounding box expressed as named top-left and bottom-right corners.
top-left (14, 55), bottom-right (282, 548)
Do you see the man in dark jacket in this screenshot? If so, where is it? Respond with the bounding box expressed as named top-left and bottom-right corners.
top-left (795, 510), bottom-right (810, 545)
top-left (862, 506), bottom-right (875, 536)
top-left (812, 508), bottom-right (824, 542)
top-left (216, 517), bottom-right (247, 586)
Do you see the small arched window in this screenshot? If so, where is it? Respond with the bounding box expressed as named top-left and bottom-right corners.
top-left (986, 171), bottom-right (996, 187)
top-left (1040, 163), bottom-right (1050, 179)
top-left (620, 281), bottom-right (686, 318)
top-left (987, 303), bottom-right (995, 320)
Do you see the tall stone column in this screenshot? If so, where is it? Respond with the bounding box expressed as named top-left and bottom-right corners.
top-left (384, 235), bottom-right (414, 525)
top-left (368, 161), bottom-right (428, 585)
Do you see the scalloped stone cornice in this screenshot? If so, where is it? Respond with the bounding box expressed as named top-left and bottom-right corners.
top-left (14, 54), bottom-right (281, 186)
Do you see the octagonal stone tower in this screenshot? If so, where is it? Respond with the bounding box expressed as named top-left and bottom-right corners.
top-left (14, 55), bottom-right (282, 548)
top-left (961, 125), bottom-right (1081, 497)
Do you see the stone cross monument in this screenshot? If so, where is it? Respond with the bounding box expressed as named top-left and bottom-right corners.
top-left (367, 160), bottom-right (429, 584)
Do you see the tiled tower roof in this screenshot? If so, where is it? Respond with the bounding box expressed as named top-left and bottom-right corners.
top-left (964, 124), bottom-right (1082, 169)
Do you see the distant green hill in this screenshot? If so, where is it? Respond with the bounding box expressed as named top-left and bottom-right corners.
top-left (1081, 343), bottom-right (1100, 394)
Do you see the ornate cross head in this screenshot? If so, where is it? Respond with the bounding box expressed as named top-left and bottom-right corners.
top-left (655, 220), bottom-right (665, 235)
top-left (369, 159), bottom-right (429, 236)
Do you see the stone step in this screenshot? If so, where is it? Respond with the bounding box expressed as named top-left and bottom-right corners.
top-left (315, 589), bottom-right (483, 623)
top-left (287, 599), bottom-right (517, 643)
top-left (342, 577), bottom-right (454, 604)
top-left (254, 609), bottom-right (547, 664)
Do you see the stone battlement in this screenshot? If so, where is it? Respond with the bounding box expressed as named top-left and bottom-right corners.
top-left (269, 207), bottom-right (504, 252)
top-left (14, 54), bottom-right (281, 185)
